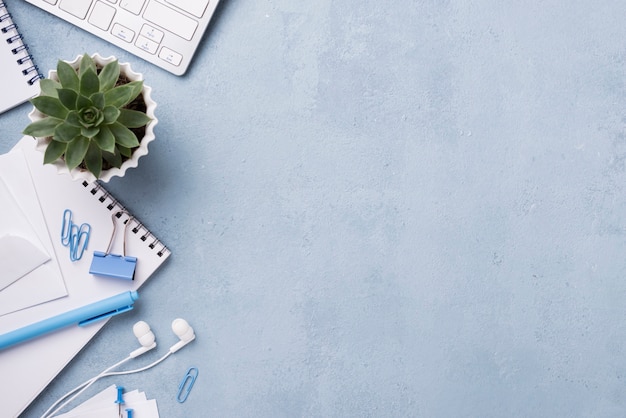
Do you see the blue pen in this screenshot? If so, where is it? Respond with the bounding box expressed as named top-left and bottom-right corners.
top-left (0, 291), bottom-right (138, 350)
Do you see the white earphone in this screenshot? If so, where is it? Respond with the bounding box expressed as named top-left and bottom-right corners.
top-left (129, 320), bottom-right (157, 358)
top-left (170, 318), bottom-right (196, 353)
top-left (43, 318), bottom-right (196, 418)
top-left (127, 317), bottom-right (195, 356)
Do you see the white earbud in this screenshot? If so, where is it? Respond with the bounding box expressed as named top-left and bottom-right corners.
top-left (129, 321), bottom-right (157, 358)
top-left (169, 318), bottom-right (195, 353)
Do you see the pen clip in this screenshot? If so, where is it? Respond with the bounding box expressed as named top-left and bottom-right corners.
top-left (78, 304), bottom-right (135, 326)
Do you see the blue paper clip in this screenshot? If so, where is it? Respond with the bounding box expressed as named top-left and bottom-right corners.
top-left (61, 209), bottom-right (91, 261)
top-left (89, 212), bottom-right (137, 280)
top-left (177, 367), bottom-right (199, 403)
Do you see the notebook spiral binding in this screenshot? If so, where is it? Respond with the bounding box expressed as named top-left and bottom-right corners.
top-left (81, 180), bottom-right (170, 258)
top-left (0, 1), bottom-right (44, 86)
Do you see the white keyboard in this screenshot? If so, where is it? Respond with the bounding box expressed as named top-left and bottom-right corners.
top-left (23, 0), bottom-right (221, 75)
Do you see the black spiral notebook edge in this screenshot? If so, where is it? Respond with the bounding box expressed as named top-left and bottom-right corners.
top-left (0, 1), bottom-right (44, 86)
top-left (81, 180), bottom-right (171, 258)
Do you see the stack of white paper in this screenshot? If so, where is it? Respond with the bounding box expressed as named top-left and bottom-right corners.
top-left (55, 385), bottom-right (160, 418)
top-left (0, 150), bottom-right (67, 315)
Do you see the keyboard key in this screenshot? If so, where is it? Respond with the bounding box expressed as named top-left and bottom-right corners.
top-left (165, 0), bottom-right (209, 18)
top-left (143, 1), bottom-right (197, 40)
top-left (135, 35), bottom-right (158, 54)
top-left (140, 24), bottom-right (163, 43)
top-left (111, 23), bottom-right (135, 42)
top-left (120, 0), bottom-right (145, 15)
top-left (89, 1), bottom-right (116, 30)
top-left (59, 0), bottom-right (92, 19)
top-left (159, 47), bottom-right (182, 66)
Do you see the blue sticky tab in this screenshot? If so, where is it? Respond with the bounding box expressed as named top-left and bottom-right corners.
top-left (89, 251), bottom-right (137, 280)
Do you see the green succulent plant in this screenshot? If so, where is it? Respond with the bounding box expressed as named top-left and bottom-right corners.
top-left (22, 54), bottom-right (151, 178)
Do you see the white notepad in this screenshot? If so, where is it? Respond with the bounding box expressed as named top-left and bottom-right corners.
top-left (0, 2), bottom-right (42, 113)
top-left (0, 137), bottom-right (171, 417)
top-left (55, 385), bottom-right (160, 418)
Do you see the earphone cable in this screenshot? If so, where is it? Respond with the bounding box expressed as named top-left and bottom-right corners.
top-left (41, 356), bottom-right (132, 418)
top-left (99, 351), bottom-right (172, 378)
top-left (42, 351), bottom-right (172, 417)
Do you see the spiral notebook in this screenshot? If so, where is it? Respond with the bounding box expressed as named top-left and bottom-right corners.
top-left (0, 137), bottom-right (171, 417)
top-left (0, 1), bottom-right (43, 114)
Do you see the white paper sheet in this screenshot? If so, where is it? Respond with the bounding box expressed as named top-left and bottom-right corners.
top-left (0, 234), bottom-right (49, 290)
top-left (54, 385), bottom-right (160, 418)
top-left (0, 150), bottom-right (67, 315)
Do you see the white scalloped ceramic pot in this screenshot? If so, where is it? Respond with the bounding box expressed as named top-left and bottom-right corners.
top-left (27, 53), bottom-right (157, 183)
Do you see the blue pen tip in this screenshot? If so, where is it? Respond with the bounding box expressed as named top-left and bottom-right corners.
top-left (130, 291), bottom-right (139, 301)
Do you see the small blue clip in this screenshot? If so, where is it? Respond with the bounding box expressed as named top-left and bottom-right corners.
top-left (60, 209), bottom-right (73, 247)
top-left (89, 212), bottom-right (137, 280)
top-left (61, 209), bottom-right (91, 261)
top-left (177, 367), bottom-right (199, 403)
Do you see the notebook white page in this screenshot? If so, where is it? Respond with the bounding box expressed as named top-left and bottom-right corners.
top-left (0, 2), bottom-right (41, 113)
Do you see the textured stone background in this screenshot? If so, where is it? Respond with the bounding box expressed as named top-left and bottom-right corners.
top-left (3, 0), bottom-right (626, 416)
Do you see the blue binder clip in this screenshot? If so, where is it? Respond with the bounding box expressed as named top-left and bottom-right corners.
top-left (89, 212), bottom-right (137, 281)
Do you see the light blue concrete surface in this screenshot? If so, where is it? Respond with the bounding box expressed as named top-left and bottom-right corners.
top-left (3, 0), bottom-right (626, 416)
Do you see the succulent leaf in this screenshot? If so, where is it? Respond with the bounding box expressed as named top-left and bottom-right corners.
top-left (76, 94), bottom-right (92, 110)
top-left (23, 117), bottom-right (63, 137)
top-left (81, 126), bottom-right (100, 138)
top-left (57, 89), bottom-right (78, 110)
top-left (126, 81), bottom-right (144, 105)
top-left (56, 60), bottom-right (79, 91)
top-left (65, 136), bottom-right (90, 170)
top-left (31, 96), bottom-right (68, 120)
top-left (65, 111), bottom-right (82, 127)
top-left (104, 81), bottom-right (143, 107)
top-left (118, 145), bottom-right (132, 158)
top-left (80, 69), bottom-right (100, 97)
top-left (117, 109), bottom-right (151, 128)
top-left (103, 106), bottom-right (121, 124)
top-left (39, 78), bottom-right (61, 98)
top-left (98, 61), bottom-right (120, 91)
top-left (43, 140), bottom-right (67, 164)
top-left (103, 148), bottom-right (123, 168)
top-left (54, 122), bottom-right (81, 143)
top-left (79, 54), bottom-right (97, 77)
top-left (90, 92), bottom-right (105, 109)
top-left (84, 141), bottom-right (103, 178)
top-left (109, 122), bottom-right (139, 148)
top-left (103, 85), bottom-right (134, 108)
top-left (94, 125), bottom-right (116, 153)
